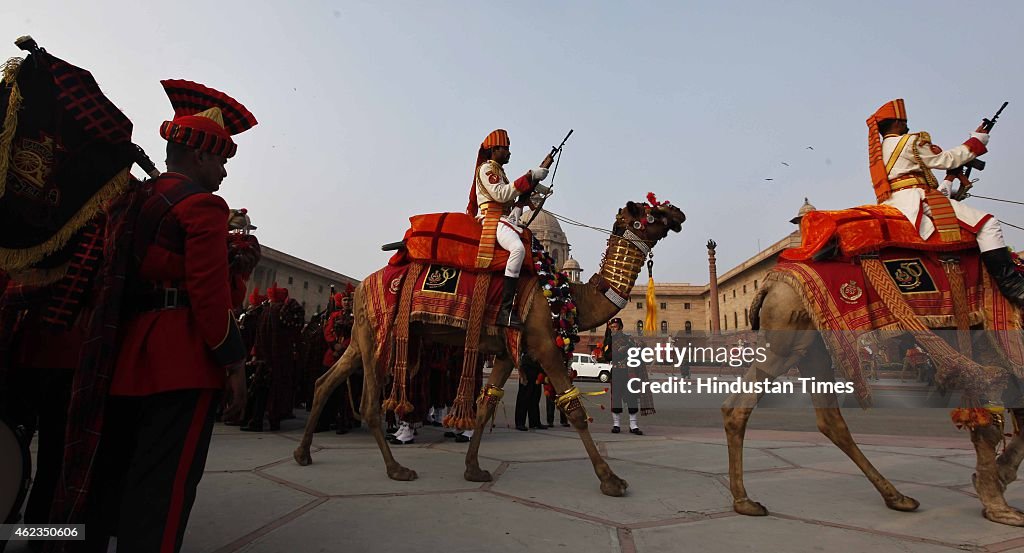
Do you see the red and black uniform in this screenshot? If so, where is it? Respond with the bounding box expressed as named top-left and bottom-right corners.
top-left (84, 79), bottom-right (256, 553)
top-left (246, 288), bottom-right (302, 431)
top-left (85, 173), bottom-right (246, 553)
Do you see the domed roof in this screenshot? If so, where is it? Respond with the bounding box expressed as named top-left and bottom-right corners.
top-left (561, 257), bottom-right (581, 271)
top-left (790, 197), bottom-right (816, 224)
top-left (521, 209), bottom-right (567, 244)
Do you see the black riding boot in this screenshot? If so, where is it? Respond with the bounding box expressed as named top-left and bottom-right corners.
top-left (981, 248), bottom-right (1024, 306)
top-left (496, 276), bottom-right (522, 328)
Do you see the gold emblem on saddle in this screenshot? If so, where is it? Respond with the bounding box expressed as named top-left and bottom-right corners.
top-left (882, 258), bottom-right (937, 294)
top-left (839, 280), bottom-right (863, 303)
top-left (10, 135), bottom-right (61, 206)
top-left (422, 264), bottom-right (460, 295)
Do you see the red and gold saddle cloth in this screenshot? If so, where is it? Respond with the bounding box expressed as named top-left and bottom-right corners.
top-left (781, 205), bottom-right (978, 262)
top-left (361, 261), bottom-right (535, 376)
top-left (388, 212), bottom-right (535, 273)
top-left (769, 249), bottom-right (1024, 405)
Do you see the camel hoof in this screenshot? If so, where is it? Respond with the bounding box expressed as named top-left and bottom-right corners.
top-left (464, 467), bottom-right (492, 482)
top-left (884, 494), bottom-right (920, 512)
top-left (600, 474), bottom-right (629, 497)
top-left (734, 498), bottom-right (769, 516)
top-left (293, 447), bottom-right (312, 466)
top-left (388, 466), bottom-right (418, 481)
top-left (983, 506), bottom-right (1024, 526)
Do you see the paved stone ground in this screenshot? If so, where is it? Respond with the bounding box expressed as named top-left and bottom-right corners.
top-left (9, 380), bottom-right (1024, 552)
top-left (157, 415), bottom-right (1024, 553)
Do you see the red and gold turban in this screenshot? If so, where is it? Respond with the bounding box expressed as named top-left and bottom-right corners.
top-left (159, 79), bottom-right (257, 158)
top-left (867, 99), bottom-right (907, 202)
top-left (467, 129), bottom-right (512, 214)
top-left (267, 282), bottom-right (289, 303)
top-left (249, 286), bottom-right (267, 305)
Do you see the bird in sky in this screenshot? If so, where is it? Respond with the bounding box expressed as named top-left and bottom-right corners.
top-left (806, 146), bottom-right (815, 150)
top-left (781, 162), bottom-right (790, 166)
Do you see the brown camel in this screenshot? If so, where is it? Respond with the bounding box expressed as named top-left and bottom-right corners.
top-left (293, 200), bottom-right (685, 496)
top-left (722, 276), bottom-right (1024, 526)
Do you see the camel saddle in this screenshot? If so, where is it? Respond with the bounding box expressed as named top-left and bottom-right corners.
top-left (768, 204), bottom-right (1024, 407)
top-left (388, 212), bottom-right (534, 274)
top-left (781, 204), bottom-right (978, 262)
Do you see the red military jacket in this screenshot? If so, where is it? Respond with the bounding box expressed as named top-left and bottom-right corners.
top-left (111, 173), bottom-right (245, 396)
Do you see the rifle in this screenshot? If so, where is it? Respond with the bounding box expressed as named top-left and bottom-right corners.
top-left (523, 129), bottom-right (573, 229)
top-left (15, 35), bottom-right (161, 179)
top-left (952, 101), bottom-right (1008, 201)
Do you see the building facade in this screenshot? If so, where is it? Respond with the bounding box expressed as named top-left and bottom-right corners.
top-left (248, 245), bottom-right (360, 314)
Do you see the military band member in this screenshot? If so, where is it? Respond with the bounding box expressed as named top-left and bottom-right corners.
top-left (868, 99), bottom-right (1024, 304)
top-left (85, 79), bottom-right (256, 553)
top-left (466, 129), bottom-right (553, 327)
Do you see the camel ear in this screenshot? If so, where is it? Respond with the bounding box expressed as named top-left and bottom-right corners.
top-left (625, 201), bottom-right (645, 218)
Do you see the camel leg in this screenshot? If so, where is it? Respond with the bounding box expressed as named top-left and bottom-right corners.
top-left (722, 338), bottom-right (809, 516)
top-left (799, 340), bottom-right (920, 512)
top-left (464, 353), bottom-right (515, 482)
top-left (362, 340), bottom-right (418, 481)
top-left (973, 421), bottom-right (1024, 525)
top-left (530, 338), bottom-right (628, 497)
top-left (997, 409), bottom-right (1024, 487)
top-left (294, 339), bottom-right (361, 466)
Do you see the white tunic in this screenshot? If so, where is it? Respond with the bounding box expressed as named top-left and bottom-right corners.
top-left (881, 131), bottom-right (990, 240)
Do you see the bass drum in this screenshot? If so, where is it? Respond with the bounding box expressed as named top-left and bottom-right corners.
top-left (0, 417), bottom-right (31, 525)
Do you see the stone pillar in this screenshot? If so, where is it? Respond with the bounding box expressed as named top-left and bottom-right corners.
top-left (707, 239), bottom-right (721, 335)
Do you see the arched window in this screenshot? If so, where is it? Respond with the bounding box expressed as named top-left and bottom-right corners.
top-left (744, 308), bottom-right (749, 327)
top-left (636, 320), bottom-right (644, 335)
top-left (685, 321), bottom-right (692, 334)
top-left (660, 321), bottom-right (668, 335)
top-left (734, 312), bottom-right (738, 328)
top-left (754, 279), bottom-right (758, 290)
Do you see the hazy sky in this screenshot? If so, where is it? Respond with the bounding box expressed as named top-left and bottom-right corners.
top-left (2, 1), bottom-right (1021, 285)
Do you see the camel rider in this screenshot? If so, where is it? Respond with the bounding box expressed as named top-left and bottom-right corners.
top-left (868, 99), bottom-right (1024, 305)
top-left (466, 129), bottom-right (554, 327)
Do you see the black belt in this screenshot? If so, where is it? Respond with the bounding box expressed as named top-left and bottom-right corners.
top-left (131, 288), bottom-right (191, 311)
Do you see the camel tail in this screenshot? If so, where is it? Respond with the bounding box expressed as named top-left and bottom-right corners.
top-left (749, 287), bottom-right (769, 331)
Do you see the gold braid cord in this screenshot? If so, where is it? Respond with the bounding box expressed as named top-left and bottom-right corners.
top-left (443, 272), bottom-right (491, 430)
top-left (0, 56), bottom-right (24, 201)
top-left (382, 263), bottom-right (424, 417)
top-left (599, 234), bottom-right (646, 298)
top-left (942, 258), bottom-right (973, 358)
top-left (861, 257), bottom-right (1004, 400)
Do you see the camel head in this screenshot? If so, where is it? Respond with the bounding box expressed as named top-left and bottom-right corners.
top-left (613, 195), bottom-right (685, 245)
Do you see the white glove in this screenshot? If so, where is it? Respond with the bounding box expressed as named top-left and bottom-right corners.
top-left (972, 132), bottom-right (989, 145)
top-left (533, 183), bottom-right (551, 195)
top-left (530, 167), bottom-right (549, 182)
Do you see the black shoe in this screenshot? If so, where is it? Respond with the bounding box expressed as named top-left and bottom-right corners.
top-left (336, 427), bottom-right (349, 435)
top-left (560, 422), bottom-right (570, 427)
top-left (496, 276), bottom-right (523, 328)
top-left (982, 248), bottom-right (1024, 306)
top-left (530, 424), bottom-right (549, 430)
top-left (630, 428), bottom-right (644, 435)
top-left (516, 425), bottom-right (529, 431)
top-left (611, 425), bottom-right (620, 434)
top-left (454, 434), bottom-right (470, 443)
top-left (241, 424), bottom-right (263, 432)
top-left (444, 431), bottom-right (457, 438)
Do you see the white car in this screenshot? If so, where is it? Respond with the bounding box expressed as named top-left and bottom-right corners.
top-left (571, 353), bottom-right (612, 383)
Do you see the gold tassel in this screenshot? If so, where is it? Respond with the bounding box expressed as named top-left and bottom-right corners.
top-left (0, 56), bottom-right (24, 202)
top-left (644, 259), bottom-right (657, 334)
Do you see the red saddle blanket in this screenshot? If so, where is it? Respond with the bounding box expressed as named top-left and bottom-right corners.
top-left (361, 261), bottom-right (535, 376)
top-left (781, 205), bottom-right (978, 262)
top-left (769, 249), bottom-right (1024, 405)
top-left (388, 212), bottom-right (534, 273)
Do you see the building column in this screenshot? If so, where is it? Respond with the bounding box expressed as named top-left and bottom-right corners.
top-left (707, 239), bottom-right (721, 336)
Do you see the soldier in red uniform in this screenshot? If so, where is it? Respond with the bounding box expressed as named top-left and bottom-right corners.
top-left (83, 79), bottom-right (256, 553)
